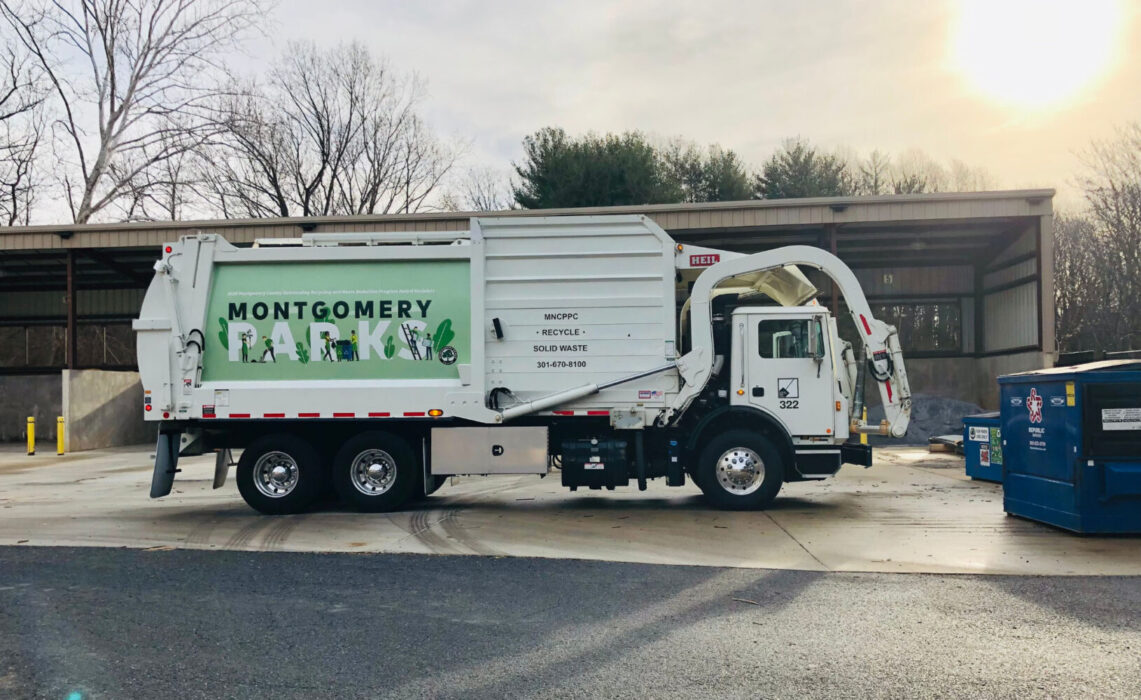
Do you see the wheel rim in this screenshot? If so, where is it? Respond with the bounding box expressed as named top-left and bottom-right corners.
top-left (350, 449), bottom-right (397, 496)
top-left (253, 451), bottom-right (300, 498)
top-left (715, 447), bottom-right (765, 495)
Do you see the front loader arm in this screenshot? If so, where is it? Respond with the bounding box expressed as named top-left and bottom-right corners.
top-left (668, 245), bottom-right (911, 438)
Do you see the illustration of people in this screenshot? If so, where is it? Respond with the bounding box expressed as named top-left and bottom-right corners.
top-left (350, 330), bottom-right (359, 361)
top-left (321, 331), bottom-right (335, 362)
top-left (421, 331), bottom-right (433, 361)
top-left (261, 335), bottom-right (276, 363)
top-left (240, 331), bottom-right (251, 363)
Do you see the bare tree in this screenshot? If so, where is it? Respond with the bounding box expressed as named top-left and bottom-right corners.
top-left (1053, 212), bottom-right (1119, 351)
top-left (0, 0), bottom-right (263, 223)
top-left (441, 166), bottom-right (516, 212)
top-left (854, 149), bottom-right (892, 195)
top-left (1059, 122), bottom-right (1141, 351)
top-left (0, 44), bottom-right (44, 225)
top-left (892, 149), bottom-right (948, 194)
top-left (114, 134), bottom-right (206, 221)
top-left (205, 42), bottom-right (457, 218)
top-left (949, 159), bottom-right (995, 192)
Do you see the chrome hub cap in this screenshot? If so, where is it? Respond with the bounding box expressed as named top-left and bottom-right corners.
top-left (351, 449), bottom-right (397, 496)
top-left (253, 451), bottom-right (300, 498)
top-left (716, 447), bottom-right (765, 495)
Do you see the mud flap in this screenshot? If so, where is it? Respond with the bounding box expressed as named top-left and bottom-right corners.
top-left (212, 448), bottom-right (233, 490)
top-left (840, 443), bottom-right (873, 467)
top-left (150, 430), bottom-right (182, 498)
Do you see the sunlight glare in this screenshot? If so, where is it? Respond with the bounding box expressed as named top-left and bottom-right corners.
top-left (953, 0), bottom-right (1121, 108)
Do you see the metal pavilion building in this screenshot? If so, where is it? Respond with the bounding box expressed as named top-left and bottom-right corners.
top-left (0, 189), bottom-right (1055, 444)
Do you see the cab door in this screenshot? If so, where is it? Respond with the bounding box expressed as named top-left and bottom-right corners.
top-left (730, 311), bottom-right (836, 437)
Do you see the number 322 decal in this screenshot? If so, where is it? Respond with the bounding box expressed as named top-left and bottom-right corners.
top-left (779, 399), bottom-right (799, 409)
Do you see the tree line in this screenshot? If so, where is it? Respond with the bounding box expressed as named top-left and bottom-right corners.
top-left (446, 129), bottom-right (995, 212)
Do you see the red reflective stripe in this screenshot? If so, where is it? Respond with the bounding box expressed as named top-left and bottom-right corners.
top-left (202, 414), bottom-right (216, 419)
top-left (264, 413), bottom-right (285, 418)
top-left (885, 380), bottom-right (893, 402)
top-left (230, 413), bottom-right (250, 418)
top-left (860, 315), bottom-right (872, 335)
top-left (403, 411), bottom-right (425, 417)
top-left (298, 412), bottom-right (320, 418)
top-left (586, 410), bottom-right (610, 416)
top-left (368, 412), bottom-right (390, 417)
top-left (333, 412), bottom-right (355, 418)
top-left (552, 410), bottom-right (573, 416)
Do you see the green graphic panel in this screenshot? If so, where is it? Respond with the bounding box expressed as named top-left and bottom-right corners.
top-left (202, 260), bottom-right (470, 381)
top-left (989, 427), bottom-right (1003, 466)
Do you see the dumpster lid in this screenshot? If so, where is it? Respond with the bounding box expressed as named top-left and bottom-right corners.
top-left (999, 359), bottom-right (1141, 382)
top-left (963, 411), bottom-right (999, 420)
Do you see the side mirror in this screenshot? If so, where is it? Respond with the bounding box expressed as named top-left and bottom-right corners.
top-left (808, 319), bottom-right (825, 362)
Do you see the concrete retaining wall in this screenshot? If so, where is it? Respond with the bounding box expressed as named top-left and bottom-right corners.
top-left (0, 374), bottom-right (62, 442)
top-left (62, 370), bottom-right (155, 451)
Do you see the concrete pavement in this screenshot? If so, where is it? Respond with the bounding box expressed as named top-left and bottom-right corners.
top-left (2, 547), bottom-right (1139, 699)
top-left (1, 444), bottom-right (1139, 575)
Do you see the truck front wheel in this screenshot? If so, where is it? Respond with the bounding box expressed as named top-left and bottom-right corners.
top-left (333, 431), bottom-right (418, 512)
top-left (236, 434), bottom-right (324, 515)
top-left (696, 430), bottom-right (784, 510)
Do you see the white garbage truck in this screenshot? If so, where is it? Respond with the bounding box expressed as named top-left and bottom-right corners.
top-left (134, 215), bottom-right (911, 514)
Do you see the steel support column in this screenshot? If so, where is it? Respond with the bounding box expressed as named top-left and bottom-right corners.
top-left (66, 250), bottom-right (76, 369)
top-left (827, 224), bottom-right (839, 317)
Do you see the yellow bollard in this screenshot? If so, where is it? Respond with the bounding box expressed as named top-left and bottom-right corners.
top-left (26, 416), bottom-right (35, 455)
top-left (860, 407), bottom-right (868, 445)
top-left (57, 416), bottom-right (65, 455)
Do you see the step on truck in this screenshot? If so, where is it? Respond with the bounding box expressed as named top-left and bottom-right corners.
top-left (134, 215), bottom-right (912, 514)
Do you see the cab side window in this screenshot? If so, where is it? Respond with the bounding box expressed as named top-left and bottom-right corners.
top-left (758, 319), bottom-right (809, 359)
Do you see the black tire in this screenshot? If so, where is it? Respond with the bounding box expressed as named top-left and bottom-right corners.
top-left (332, 431), bottom-right (419, 512)
top-left (695, 430), bottom-right (784, 510)
top-left (236, 434), bottom-right (324, 515)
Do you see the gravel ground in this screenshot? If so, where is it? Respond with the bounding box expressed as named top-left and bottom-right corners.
top-left (869, 393), bottom-right (985, 445)
top-left (1, 547), bottom-right (1139, 699)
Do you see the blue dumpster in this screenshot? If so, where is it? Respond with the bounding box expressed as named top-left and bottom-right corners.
top-left (962, 412), bottom-right (1002, 482)
top-left (998, 360), bottom-right (1141, 534)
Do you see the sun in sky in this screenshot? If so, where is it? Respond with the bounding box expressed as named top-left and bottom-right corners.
top-left (952, 0), bottom-right (1123, 109)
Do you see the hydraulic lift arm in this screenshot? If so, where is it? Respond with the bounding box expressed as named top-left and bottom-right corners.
top-left (668, 245), bottom-right (912, 437)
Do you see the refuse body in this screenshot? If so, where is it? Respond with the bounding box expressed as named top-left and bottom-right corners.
top-left (962, 412), bottom-right (1002, 482)
top-left (998, 360), bottom-right (1141, 534)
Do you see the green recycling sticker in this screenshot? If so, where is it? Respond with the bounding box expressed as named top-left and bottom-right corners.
top-left (201, 260), bottom-right (469, 381)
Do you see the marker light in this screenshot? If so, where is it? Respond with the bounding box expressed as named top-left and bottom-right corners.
top-left (736, 389), bottom-right (744, 396)
top-left (164, 246), bottom-right (172, 253)
top-left (428, 409), bottom-right (443, 417)
top-left (145, 405), bottom-right (152, 411)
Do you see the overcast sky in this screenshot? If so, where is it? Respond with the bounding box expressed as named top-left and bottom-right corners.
top-left (264, 0), bottom-right (1140, 207)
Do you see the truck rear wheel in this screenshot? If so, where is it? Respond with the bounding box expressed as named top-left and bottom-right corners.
top-left (236, 434), bottom-right (324, 515)
top-left (696, 430), bottom-right (784, 510)
top-left (333, 431), bottom-right (418, 512)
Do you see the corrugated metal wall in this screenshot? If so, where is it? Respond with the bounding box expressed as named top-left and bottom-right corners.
top-left (981, 222), bottom-right (1039, 353)
top-left (983, 283), bottom-right (1038, 352)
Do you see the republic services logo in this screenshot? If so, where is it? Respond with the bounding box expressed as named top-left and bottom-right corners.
top-left (1027, 388), bottom-right (1043, 424)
